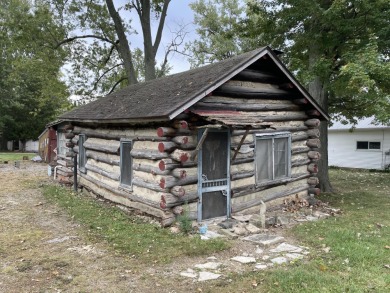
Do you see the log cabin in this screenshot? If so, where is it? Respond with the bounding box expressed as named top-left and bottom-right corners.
top-left (55, 46), bottom-right (329, 226)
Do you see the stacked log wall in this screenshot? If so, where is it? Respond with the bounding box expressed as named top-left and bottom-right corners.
top-left (55, 124), bottom-right (75, 184)
top-left (190, 69), bottom-right (321, 215)
top-left (71, 123), bottom-right (199, 226)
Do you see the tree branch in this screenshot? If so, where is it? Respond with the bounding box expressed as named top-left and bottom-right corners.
top-left (153, 0), bottom-right (171, 56)
top-left (55, 34), bottom-right (116, 48)
top-left (94, 63), bottom-right (124, 90)
top-left (108, 77), bottom-right (127, 94)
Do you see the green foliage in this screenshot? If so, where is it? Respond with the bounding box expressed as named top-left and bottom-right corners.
top-left (41, 185), bottom-right (230, 263)
top-left (0, 0), bottom-right (70, 142)
top-left (176, 206), bottom-right (193, 234)
top-left (188, 0), bottom-right (390, 124)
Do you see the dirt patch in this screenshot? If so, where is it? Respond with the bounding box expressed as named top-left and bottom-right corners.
top-left (0, 161), bottom-right (309, 292)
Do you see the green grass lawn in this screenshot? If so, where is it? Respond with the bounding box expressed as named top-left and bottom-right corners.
top-left (0, 152), bottom-right (36, 161)
top-left (41, 169), bottom-right (390, 291)
top-left (221, 169), bottom-right (390, 292)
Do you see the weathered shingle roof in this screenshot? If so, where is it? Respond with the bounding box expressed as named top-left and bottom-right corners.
top-left (60, 46), bottom-right (328, 123)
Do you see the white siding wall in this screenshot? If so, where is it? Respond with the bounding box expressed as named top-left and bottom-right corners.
top-left (24, 140), bottom-right (39, 152)
top-left (328, 129), bottom-right (390, 169)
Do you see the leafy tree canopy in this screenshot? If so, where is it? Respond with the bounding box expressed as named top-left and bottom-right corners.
top-left (0, 0), bottom-right (70, 142)
top-left (188, 0), bottom-right (390, 124)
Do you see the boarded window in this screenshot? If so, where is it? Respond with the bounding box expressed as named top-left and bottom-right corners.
top-left (356, 141), bottom-right (381, 150)
top-left (120, 140), bottom-right (132, 187)
top-left (78, 134), bottom-right (87, 172)
top-left (255, 133), bottom-right (291, 184)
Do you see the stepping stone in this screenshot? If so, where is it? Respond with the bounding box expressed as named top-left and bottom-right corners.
top-left (219, 229), bottom-right (238, 239)
top-left (246, 223), bottom-right (261, 234)
top-left (243, 234), bottom-right (285, 247)
top-left (255, 248), bottom-right (264, 254)
top-left (198, 271), bottom-right (221, 282)
top-left (180, 269), bottom-right (197, 279)
top-left (255, 263), bottom-right (268, 270)
top-left (195, 262), bottom-right (222, 270)
top-left (270, 243), bottom-right (303, 253)
top-left (286, 253), bottom-right (304, 260)
top-left (207, 256), bottom-right (218, 261)
top-left (231, 256), bottom-right (256, 264)
top-left (270, 257), bottom-right (288, 264)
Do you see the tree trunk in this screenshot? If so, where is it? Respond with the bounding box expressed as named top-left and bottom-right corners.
top-left (105, 0), bottom-right (138, 85)
top-left (308, 76), bottom-right (333, 193)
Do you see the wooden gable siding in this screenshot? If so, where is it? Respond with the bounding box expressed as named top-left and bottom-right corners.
top-left (189, 67), bottom-right (321, 215)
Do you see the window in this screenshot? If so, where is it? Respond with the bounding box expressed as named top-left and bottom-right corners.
top-left (255, 133), bottom-right (291, 184)
top-left (120, 140), bottom-right (133, 188)
top-left (57, 131), bottom-right (67, 158)
top-left (78, 134), bottom-right (87, 172)
top-left (356, 141), bottom-right (381, 150)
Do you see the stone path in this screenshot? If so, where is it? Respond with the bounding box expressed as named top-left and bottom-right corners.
top-left (179, 231), bottom-right (310, 282)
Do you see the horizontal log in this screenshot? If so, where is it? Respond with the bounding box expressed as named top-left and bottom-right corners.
top-left (307, 128), bottom-right (320, 138)
top-left (291, 134), bottom-right (309, 142)
top-left (293, 98), bottom-right (308, 105)
top-left (130, 149), bottom-right (168, 160)
top-left (63, 124), bottom-right (74, 131)
top-left (195, 102), bottom-right (300, 111)
top-left (305, 119), bottom-right (320, 128)
top-left (133, 162), bottom-right (170, 175)
top-left (172, 167), bottom-right (197, 179)
top-left (160, 192), bottom-right (198, 208)
top-left (79, 174), bottom-right (160, 211)
top-left (85, 163), bottom-right (119, 181)
top-left (65, 132), bottom-right (75, 139)
top-left (172, 206), bottom-right (184, 215)
top-left (232, 185), bottom-right (308, 213)
top-left (157, 127), bottom-right (174, 137)
top-left (170, 186), bottom-right (185, 197)
top-left (71, 136), bottom-right (79, 145)
top-left (307, 177), bottom-right (319, 186)
top-left (306, 109), bottom-right (321, 116)
top-left (308, 151), bottom-right (321, 161)
top-left (132, 178), bottom-right (168, 193)
top-left (171, 136), bottom-right (197, 149)
top-left (84, 138), bottom-right (120, 154)
top-left (306, 139), bottom-right (321, 149)
top-left (57, 159), bottom-right (74, 168)
top-left (308, 188), bottom-right (320, 196)
top-left (160, 175), bottom-right (198, 189)
top-left (159, 159), bottom-right (180, 171)
top-left (65, 142), bottom-right (74, 148)
top-left (170, 149), bottom-right (193, 162)
top-left (231, 157), bottom-right (254, 165)
top-left (307, 163), bottom-right (318, 173)
top-left (232, 69), bottom-right (279, 82)
top-left (158, 142), bottom-right (177, 153)
top-left (56, 169), bottom-right (74, 177)
top-left (231, 171), bottom-right (254, 181)
top-left (65, 151), bottom-right (74, 158)
top-left (86, 150), bottom-right (120, 166)
top-left (215, 84), bottom-right (291, 98)
top-left (292, 146), bottom-right (311, 155)
top-left (291, 158), bottom-right (311, 167)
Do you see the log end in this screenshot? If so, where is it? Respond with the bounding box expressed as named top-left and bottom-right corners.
top-left (308, 188), bottom-right (320, 196)
top-left (180, 153), bottom-right (189, 163)
top-left (158, 142), bottom-right (165, 153)
top-left (157, 127), bottom-right (164, 137)
top-left (159, 160), bottom-right (166, 171)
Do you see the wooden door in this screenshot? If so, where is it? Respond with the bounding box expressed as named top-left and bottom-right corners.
top-left (199, 130), bottom-right (230, 220)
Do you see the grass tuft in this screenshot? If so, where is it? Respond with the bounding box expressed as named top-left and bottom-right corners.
top-left (41, 185), bottom-right (229, 264)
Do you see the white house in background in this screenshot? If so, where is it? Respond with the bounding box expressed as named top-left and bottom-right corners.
top-left (328, 117), bottom-right (390, 170)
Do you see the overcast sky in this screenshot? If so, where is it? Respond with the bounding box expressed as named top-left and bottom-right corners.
top-left (124, 0), bottom-right (196, 73)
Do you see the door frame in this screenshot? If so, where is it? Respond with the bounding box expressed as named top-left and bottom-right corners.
top-left (197, 128), bottom-right (231, 222)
